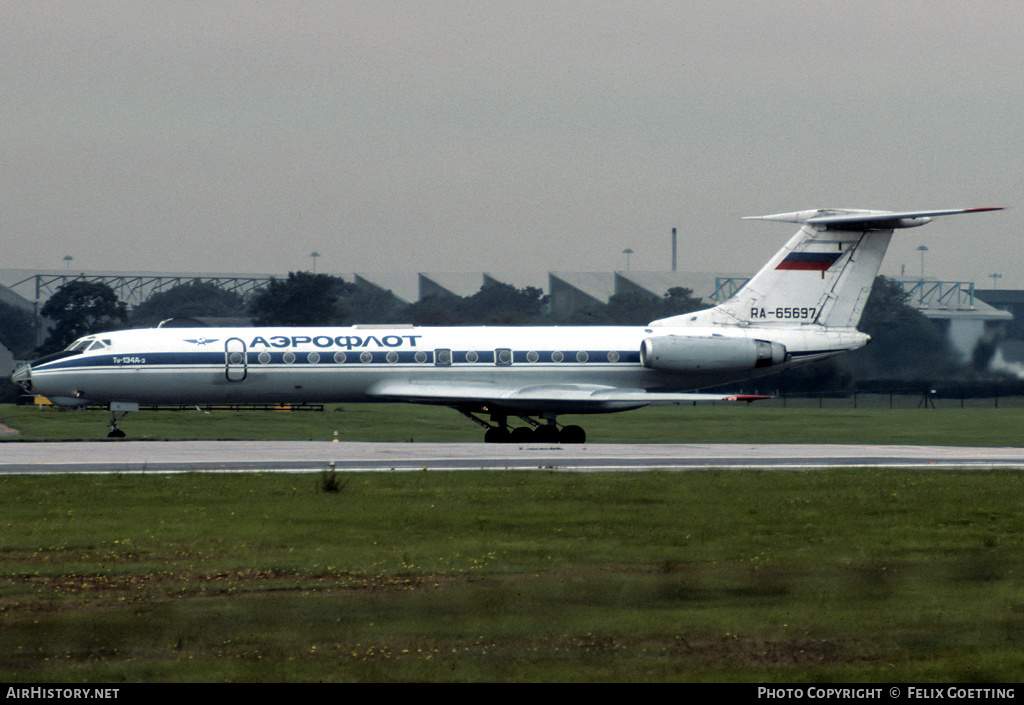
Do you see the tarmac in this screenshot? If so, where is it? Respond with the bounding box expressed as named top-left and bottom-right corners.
top-left (4, 440), bottom-right (1024, 474)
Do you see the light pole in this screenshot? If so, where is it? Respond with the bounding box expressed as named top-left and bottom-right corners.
top-left (990, 273), bottom-right (1002, 289)
top-left (916, 245), bottom-right (928, 280)
top-left (310, 251), bottom-right (320, 273)
top-left (63, 255), bottom-right (73, 271)
top-left (622, 248), bottom-right (634, 271)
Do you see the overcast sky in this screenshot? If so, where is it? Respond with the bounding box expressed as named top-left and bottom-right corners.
top-left (3, 1), bottom-right (1022, 288)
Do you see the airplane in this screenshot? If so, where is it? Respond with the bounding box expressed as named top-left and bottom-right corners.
top-left (11, 206), bottom-right (1002, 442)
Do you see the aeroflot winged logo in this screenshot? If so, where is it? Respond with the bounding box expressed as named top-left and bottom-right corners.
top-left (184, 337), bottom-right (220, 346)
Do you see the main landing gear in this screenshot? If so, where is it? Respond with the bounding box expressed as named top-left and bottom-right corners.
top-left (461, 411), bottom-right (586, 444)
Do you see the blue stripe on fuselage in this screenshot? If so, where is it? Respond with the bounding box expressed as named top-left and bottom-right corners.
top-left (34, 349), bottom-right (642, 370)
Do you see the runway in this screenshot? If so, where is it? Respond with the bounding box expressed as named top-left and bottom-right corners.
top-left (4, 440), bottom-right (1024, 474)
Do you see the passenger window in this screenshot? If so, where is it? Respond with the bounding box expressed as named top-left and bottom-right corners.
top-left (495, 348), bottom-right (512, 366)
top-left (435, 349), bottom-right (452, 366)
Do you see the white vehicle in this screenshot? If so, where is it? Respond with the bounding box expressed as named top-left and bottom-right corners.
top-left (12, 207), bottom-right (1001, 441)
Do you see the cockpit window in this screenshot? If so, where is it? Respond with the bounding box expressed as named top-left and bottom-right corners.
top-left (64, 337), bottom-right (110, 352)
top-left (66, 338), bottom-right (95, 352)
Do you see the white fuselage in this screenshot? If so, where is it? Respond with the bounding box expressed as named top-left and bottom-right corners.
top-left (18, 323), bottom-right (865, 413)
top-left (13, 205), bottom-right (1000, 440)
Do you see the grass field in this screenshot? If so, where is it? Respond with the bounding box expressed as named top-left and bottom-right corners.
top-left (2, 470), bottom-right (1024, 682)
top-left (5, 397), bottom-right (1024, 445)
top-left (3, 403), bottom-right (1024, 682)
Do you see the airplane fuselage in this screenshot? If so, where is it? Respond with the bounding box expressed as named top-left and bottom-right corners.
top-left (13, 206), bottom-right (999, 441)
top-left (16, 323), bottom-right (860, 413)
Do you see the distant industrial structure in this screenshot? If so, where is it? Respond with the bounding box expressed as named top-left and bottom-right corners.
top-left (0, 267), bottom-right (735, 314)
top-left (0, 269), bottom-right (276, 309)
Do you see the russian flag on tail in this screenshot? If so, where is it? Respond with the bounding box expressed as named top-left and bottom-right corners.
top-left (776, 252), bottom-right (842, 272)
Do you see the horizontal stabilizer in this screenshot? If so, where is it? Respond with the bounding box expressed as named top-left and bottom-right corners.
top-left (656, 205), bottom-right (1003, 330)
top-left (745, 207), bottom-right (1003, 230)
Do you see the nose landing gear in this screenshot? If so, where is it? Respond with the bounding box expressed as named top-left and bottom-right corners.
top-left (106, 402), bottom-right (139, 438)
top-left (107, 411), bottom-right (128, 438)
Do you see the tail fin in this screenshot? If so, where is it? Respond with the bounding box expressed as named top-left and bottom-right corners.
top-left (652, 207), bottom-right (1003, 329)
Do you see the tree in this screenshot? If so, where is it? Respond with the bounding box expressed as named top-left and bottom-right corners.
top-left (38, 281), bottom-right (127, 354)
top-left (401, 295), bottom-right (465, 326)
top-left (249, 272), bottom-right (351, 326)
top-left (556, 286), bottom-right (705, 326)
top-left (403, 283), bottom-right (549, 326)
top-left (335, 285), bottom-right (407, 325)
top-left (460, 283), bottom-right (548, 325)
top-left (662, 287), bottom-right (705, 316)
top-left (0, 300), bottom-right (36, 358)
top-left (130, 281), bottom-right (248, 327)
top-left (840, 276), bottom-right (964, 380)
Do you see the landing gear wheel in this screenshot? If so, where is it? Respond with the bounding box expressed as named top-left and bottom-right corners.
top-left (484, 427), bottom-right (511, 444)
top-left (509, 426), bottom-right (535, 443)
top-left (534, 425), bottom-right (560, 443)
top-left (560, 425), bottom-right (586, 444)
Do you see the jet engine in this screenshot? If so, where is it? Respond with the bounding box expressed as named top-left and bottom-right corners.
top-left (640, 336), bottom-right (787, 373)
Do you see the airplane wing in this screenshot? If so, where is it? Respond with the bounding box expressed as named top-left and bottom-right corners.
top-left (366, 380), bottom-right (768, 411)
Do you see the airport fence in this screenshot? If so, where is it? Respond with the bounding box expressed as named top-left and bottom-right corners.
top-left (756, 394), bottom-right (1024, 410)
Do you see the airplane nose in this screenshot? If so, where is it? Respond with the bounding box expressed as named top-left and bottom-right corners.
top-left (11, 363), bottom-right (32, 392)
